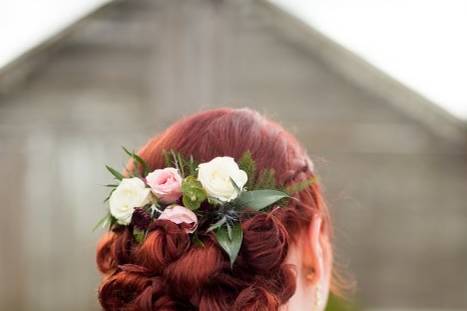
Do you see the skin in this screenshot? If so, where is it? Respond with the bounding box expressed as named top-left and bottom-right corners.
top-left (281, 216), bottom-right (332, 311)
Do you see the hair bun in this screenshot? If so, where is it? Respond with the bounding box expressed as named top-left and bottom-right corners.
top-left (96, 232), bottom-right (118, 274)
top-left (99, 271), bottom-right (152, 310)
top-left (164, 239), bottom-right (224, 298)
top-left (135, 220), bottom-right (190, 273)
top-left (240, 213), bottom-right (288, 274)
top-left (130, 277), bottom-right (180, 311)
top-left (234, 285), bottom-right (280, 311)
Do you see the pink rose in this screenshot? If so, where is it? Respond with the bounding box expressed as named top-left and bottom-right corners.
top-left (157, 205), bottom-right (198, 233)
top-left (146, 167), bottom-right (182, 203)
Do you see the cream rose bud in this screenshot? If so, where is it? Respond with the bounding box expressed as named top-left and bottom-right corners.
top-left (109, 177), bottom-right (152, 225)
top-left (197, 156), bottom-right (248, 202)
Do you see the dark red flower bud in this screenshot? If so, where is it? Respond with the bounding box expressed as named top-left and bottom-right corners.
top-left (131, 208), bottom-right (152, 230)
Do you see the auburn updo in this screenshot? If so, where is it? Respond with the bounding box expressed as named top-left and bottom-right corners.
top-left (96, 108), bottom-right (336, 310)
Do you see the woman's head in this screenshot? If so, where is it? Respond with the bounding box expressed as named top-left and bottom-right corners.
top-left (96, 108), bottom-right (336, 310)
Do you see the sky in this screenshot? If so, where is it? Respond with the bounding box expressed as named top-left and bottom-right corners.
top-left (0, 0), bottom-right (466, 121)
top-left (0, 0), bottom-right (110, 69)
top-left (270, 0), bottom-right (467, 121)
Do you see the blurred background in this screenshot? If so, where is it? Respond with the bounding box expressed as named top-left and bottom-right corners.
top-left (0, 0), bottom-right (466, 310)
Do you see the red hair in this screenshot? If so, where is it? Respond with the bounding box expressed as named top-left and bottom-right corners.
top-left (96, 108), bottom-right (337, 310)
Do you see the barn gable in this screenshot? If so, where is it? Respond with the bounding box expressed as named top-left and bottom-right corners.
top-left (0, 0), bottom-right (465, 309)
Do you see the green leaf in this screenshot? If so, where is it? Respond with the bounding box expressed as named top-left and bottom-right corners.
top-left (132, 153), bottom-right (149, 175)
top-left (285, 176), bottom-right (317, 195)
top-left (238, 151), bottom-right (256, 189)
top-left (163, 149), bottom-right (172, 167)
top-left (162, 150), bottom-right (199, 178)
top-left (171, 150), bottom-right (184, 177)
top-left (182, 189), bottom-right (206, 210)
top-left (133, 228), bottom-right (146, 243)
top-left (103, 184), bottom-right (119, 188)
top-left (178, 152), bottom-right (187, 177)
top-left (122, 146), bottom-right (133, 157)
top-left (187, 155), bottom-right (197, 176)
top-left (122, 146), bottom-right (149, 177)
top-left (192, 232), bottom-right (205, 248)
top-left (255, 168), bottom-right (276, 190)
top-left (93, 213), bottom-right (112, 232)
top-left (226, 223), bottom-right (233, 240)
top-left (206, 216), bottom-right (227, 232)
top-left (122, 146), bottom-right (139, 177)
top-left (181, 176), bottom-right (207, 210)
top-left (229, 177), bottom-right (241, 193)
top-left (103, 187), bottom-right (116, 203)
top-left (207, 196), bottom-right (224, 206)
top-left (105, 165), bottom-right (124, 180)
top-left (235, 189), bottom-right (289, 211)
top-left (215, 223), bottom-right (243, 267)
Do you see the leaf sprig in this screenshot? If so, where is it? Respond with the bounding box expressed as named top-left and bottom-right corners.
top-left (96, 147), bottom-right (314, 267)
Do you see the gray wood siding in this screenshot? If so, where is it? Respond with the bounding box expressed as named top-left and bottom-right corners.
top-left (0, 0), bottom-right (465, 310)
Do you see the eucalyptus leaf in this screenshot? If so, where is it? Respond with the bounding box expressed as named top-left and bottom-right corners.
top-left (226, 223), bottom-right (233, 240)
top-left (105, 165), bottom-right (124, 180)
top-left (206, 216), bottom-right (227, 232)
top-left (216, 223), bottom-right (243, 267)
top-left (235, 189), bottom-right (289, 211)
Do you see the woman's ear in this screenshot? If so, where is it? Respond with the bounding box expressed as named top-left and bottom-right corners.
top-left (304, 215), bottom-right (327, 285)
top-left (283, 215), bottom-right (332, 311)
top-left (304, 214), bottom-right (332, 309)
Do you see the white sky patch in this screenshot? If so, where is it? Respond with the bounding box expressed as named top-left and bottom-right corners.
top-left (270, 0), bottom-right (467, 121)
top-left (0, 0), bottom-right (111, 69)
top-left (0, 0), bottom-right (465, 121)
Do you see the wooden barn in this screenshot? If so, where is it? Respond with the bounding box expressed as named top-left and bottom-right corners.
top-left (0, 0), bottom-right (466, 310)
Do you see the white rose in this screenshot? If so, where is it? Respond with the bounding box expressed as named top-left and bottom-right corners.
top-left (197, 156), bottom-right (248, 202)
top-left (109, 177), bottom-right (152, 225)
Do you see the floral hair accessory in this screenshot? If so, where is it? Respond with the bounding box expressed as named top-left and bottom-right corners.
top-left (146, 167), bottom-right (182, 203)
top-left (197, 156), bottom-right (248, 202)
top-left (157, 205), bottom-right (198, 233)
top-left (95, 147), bottom-right (314, 266)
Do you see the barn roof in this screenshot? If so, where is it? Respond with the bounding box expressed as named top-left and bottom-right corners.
top-left (0, 0), bottom-right (465, 144)
top-left (269, 0), bottom-right (467, 122)
top-left (260, 0), bottom-right (467, 144)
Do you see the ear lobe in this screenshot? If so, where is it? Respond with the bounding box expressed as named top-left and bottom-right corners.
top-left (304, 215), bottom-right (324, 285)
